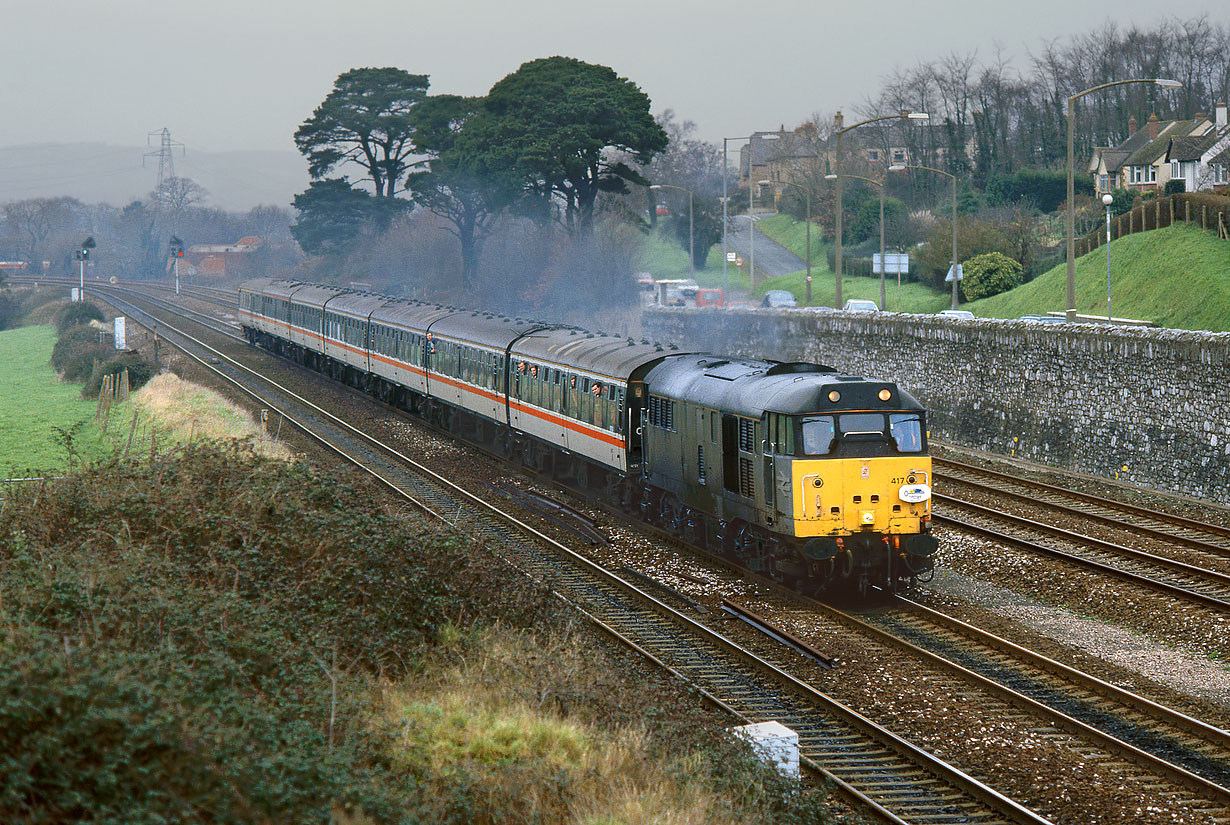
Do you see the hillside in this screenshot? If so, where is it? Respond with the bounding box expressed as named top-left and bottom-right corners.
top-left (972, 224), bottom-right (1230, 331)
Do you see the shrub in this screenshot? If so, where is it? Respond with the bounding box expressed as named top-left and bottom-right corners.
top-left (82, 352), bottom-right (156, 398)
top-left (987, 168), bottom-right (1093, 213)
top-left (961, 252), bottom-right (1024, 301)
top-left (50, 325), bottom-right (111, 382)
top-left (0, 293), bottom-right (20, 331)
top-left (914, 216), bottom-right (1015, 289)
top-left (54, 301), bottom-right (105, 333)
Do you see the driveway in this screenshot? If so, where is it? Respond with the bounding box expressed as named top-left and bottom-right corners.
top-left (722, 215), bottom-right (806, 282)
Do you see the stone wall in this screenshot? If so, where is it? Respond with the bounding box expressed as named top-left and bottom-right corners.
top-left (643, 308), bottom-right (1230, 504)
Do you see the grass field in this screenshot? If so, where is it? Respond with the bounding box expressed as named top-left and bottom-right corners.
top-left (0, 325), bottom-right (107, 474)
top-left (0, 325), bottom-right (288, 476)
top-left (971, 224), bottom-right (1230, 330)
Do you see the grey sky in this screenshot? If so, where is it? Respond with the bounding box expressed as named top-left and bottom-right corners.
top-left (2, 1), bottom-right (1222, 155)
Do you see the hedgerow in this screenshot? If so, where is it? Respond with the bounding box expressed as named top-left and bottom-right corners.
top-left (0, 443), bottom-right (479, 823)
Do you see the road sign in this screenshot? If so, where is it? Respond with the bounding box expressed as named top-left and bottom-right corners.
top-left (945, 264), bottom-right (964, 282)
top-left (873, 253), bottom-right (909, 274)
top-left (735, 257), bottom-right (744, 267)
top-left (727, 252), bottom-right (737, 262)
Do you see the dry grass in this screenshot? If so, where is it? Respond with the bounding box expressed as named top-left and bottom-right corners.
top-left (100, 372), bottom-right (292, 460)
top-left (378, 625), bottom-right (724, 825)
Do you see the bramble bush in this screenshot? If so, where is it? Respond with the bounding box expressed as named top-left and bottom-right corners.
top-left (960, 252), bottom-right (1024, 301)
top-left (82, 351), bottom-right (156, 398)
top-left (0, 443), bottom-right (491, 823)
top-left (54, 300), bottom-right (105, 333)
top-left (50, 325), bottom-right (113, 382)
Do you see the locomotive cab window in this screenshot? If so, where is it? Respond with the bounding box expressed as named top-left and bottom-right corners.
top-left (800, 415), bottom-right (836, 456)
top-left (889, 413), bottom-right (924, 453)
top-left (838, 413), bottom-right (886, 437)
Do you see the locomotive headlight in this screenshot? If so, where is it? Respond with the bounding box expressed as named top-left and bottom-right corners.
top-left (861, 511), bottom-right (875, 524)
top-left (878, 388), bottom-right (892, 402)
top-left (828, 390), bottom-right (841, 403)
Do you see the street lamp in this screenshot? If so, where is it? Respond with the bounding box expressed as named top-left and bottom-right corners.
top-left (723, 133), bottom-right (777, 299)
top-left (750, 179), bottom-right (773, 288)
top-left (649, 184), bottom-right (694, 275)
top-left (890, 163), bottom-right (959, 309)
top-left (771, 180), bottom-right (814, 303)
top-left (825, 172), bottom-right (891, 308)
top-left (1102, 193), bottom-right (1114, 320)
top-left (1065, 77), bottom-right (1181, 321)
top-left (833, 110), bottom-right (928, 308)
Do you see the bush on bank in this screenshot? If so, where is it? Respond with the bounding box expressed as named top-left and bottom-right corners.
top-left (0, 444), bottom-right (830, 824)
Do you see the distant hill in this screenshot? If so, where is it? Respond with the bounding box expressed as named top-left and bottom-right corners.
top-left (0, 142), bottom-right (309, 211)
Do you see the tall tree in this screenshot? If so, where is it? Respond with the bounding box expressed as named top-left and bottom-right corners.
top-left (479, 57), bottom-right (668, 234)
top-left (295, 67), bottom-right (430, 198)
top-left (407, 94), bottom-right (516, 286)
top-left (291, 179), bottom-right (408, 255)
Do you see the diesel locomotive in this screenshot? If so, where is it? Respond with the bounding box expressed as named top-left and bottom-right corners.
top-left (238, 278), bottom-right (937, 593)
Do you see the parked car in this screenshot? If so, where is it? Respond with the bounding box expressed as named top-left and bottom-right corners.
top-left (695, 288), bottom-right (725, 308)
top-left (761, 289), bottom-right (798, 308)
top-left (1034, 315), bottom-right (1065, 325)
top-left (937, 309), bottom-right (975, 319)
top-left (677, 279), bottom-right (700, 297)
top-left (842, 299), bottom-right (880, 312)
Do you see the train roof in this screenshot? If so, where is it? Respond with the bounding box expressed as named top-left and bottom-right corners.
top-left (428, 310), bottom-right (544, 350)
top-left (369, 301), bottom-right (457, 331)
top-left (237, 277), bottom-right (287, 296)
top-left (644, 355), bottom-right (923, 418)
top-left (321, 291), bottom-right (399, 318)
top-left (509, 327), bottom-right (677, 381)
top-left (289, 283), bottom-right (349, 306)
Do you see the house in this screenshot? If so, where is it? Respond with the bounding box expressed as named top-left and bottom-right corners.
top-left (1089, 104), bottom-right (1228, 194)
top-left (739, 113), bottom-right (942, 195)
top-left (1164, 102), bottom-right (1230, 193)
top-left (168, 236), bottom-right (263, 280)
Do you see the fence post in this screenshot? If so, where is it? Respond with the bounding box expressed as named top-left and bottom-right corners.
top-left (1203, 205), bottom-right (1207, 230)
top-left (1186, 200), bottom-right (1190, 225)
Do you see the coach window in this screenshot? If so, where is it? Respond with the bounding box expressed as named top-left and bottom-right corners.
top-left (551, 370), bottom-right (562, 411)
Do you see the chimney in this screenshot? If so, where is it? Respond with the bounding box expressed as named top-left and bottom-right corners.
top-left (834, 110), bottom-right (844, 130)
top-left (1148, 113), bottom-right (1159, 140)
top-left (1218, 102), bottom-right (1228, 128)
top-left (1128, 115), bottom-right (1138, 135)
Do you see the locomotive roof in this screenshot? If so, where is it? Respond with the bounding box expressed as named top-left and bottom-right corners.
top-left (644, 355), bottom-right (923, 418)
top-left (510, 327), bottom-right (676, 381)
top-left (427, 311), bottom-right (544, 350)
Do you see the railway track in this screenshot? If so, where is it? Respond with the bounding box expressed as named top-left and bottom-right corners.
top-left (935, 455), bottom-right (1230, 553)
top-left (96, 285), bottom-right (1060, 825)
top-left (934, 496), bottom-right (1230, 612)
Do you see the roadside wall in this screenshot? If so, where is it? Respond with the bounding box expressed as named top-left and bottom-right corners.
top-left (643, 308), bottom-right (1230, 504)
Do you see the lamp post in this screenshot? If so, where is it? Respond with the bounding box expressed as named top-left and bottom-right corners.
top-left (723, 133), bottom-right (777, 299)
top-left (1065, 77), bottom-right (1181, 321)
top-left (750, 178), bottom-right (773, 288)
top-left (833, 110), bottom-right (928, 309)
top-left (771, 180), bottom-right (813, 302)
top-left (650, 184), bottom-right (694, 275)
top-left (1102, 193), bottom-right (1114, 320)
top-left (825, 172), bottom-right (890, 308)
top-left (890, 163), bottom-right (958, 309)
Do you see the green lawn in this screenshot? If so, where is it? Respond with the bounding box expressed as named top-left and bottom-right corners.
top-left (636, 228), bottom-right (750, 291)
top-left (972, 224), bottom-right (1230, 330)
top-left (0, 325), bottom-right (108, 474)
